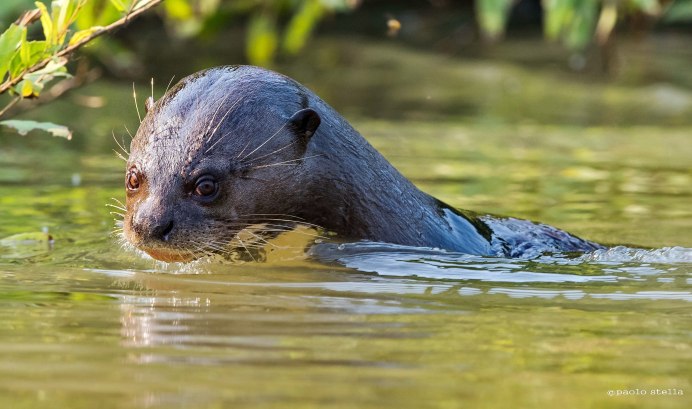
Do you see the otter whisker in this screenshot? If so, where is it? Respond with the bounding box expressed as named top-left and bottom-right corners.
top-left (240, 213), bottom-right (308, 221)
top-left (263, 228), bottom-right (326, 239)
top-left (205, 242), bottom-right (228, 253)
top-left (234, 237), bottom-right (256, 262)
top-left (247, 154), bottom-right (324, 170)
top-left (238, 121), bottom-right (290, 162)
top-left (204, 128), bottom-right (232, 154)
top-left (124, 125), bottom-right (134, 142)
top-left (204, 94), bottom-right (249, 153)
top-left (163, 76), bottom-right (176, 98)
top-left (206, 96), bottom-right (246, 145)
top-left (243, 229), bottom-right (281, 249)
top-left (202, 93), bottom-right (233, 143)
top-left (106, 203), bottom-right (127, 212)
top-left (113, 149), bottom-right (128, 162)
top-left (258, 226), bottom-right (327, 240)
top-left (210, 238), bottom-right (232, 248)
top-left (132, 83), bottom-right (142, 123)
top-left (234, 222), bottom-right (325, 237)
top-left (238, 216), bottom-right (324, 230)
top-left (191, 243), bottom-right (213, 259)
top-left (235, 138), bottom-right (255, 161)
top-left (112, 130), bottom-right (130, 157)
top-left (241, 139), bottom-right (299, 163)
top-left (240, 175), bottom-right (270, 183)
top-left (110, 197), bottom-right (126, 208)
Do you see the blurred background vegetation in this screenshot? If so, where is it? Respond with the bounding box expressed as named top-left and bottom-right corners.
top-left (0, 0), bottom-right (691, 139)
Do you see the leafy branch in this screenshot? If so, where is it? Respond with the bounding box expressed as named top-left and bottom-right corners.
top-left (0, 0), bottom-right (162, 139)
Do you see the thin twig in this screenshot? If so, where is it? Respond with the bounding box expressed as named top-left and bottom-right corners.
top-left (2, 63), bottom-right (101, 119)
top-left (0, 97), bottom-right (20, 118)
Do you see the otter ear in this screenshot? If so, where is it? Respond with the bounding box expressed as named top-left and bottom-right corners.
top-left (289, 108), bottom-right (320, 145)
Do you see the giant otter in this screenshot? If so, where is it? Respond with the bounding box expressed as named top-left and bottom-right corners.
top-left (123, 66), bottom-right (603, 262)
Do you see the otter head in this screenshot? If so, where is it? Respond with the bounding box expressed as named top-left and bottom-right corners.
top-left (123, 66), bottom-right (321, 262)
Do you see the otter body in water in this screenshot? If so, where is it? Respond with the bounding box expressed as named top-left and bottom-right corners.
top-left (123, 66), bottom-right (603, 262)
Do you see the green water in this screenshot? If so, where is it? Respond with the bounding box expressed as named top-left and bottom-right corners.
top-left (1, 39), bottom-right (691, 408)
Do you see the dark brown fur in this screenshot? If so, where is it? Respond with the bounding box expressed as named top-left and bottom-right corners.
top-left (124, 66), bottom-right (602, 262)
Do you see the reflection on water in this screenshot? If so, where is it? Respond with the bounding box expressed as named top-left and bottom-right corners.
top-left (1, 237), bottom-right (691, 408)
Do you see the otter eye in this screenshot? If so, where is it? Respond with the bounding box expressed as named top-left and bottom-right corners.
top-left (193, 176), bottom-right (218, 198)
top-left (126, 169), bottom-right (140, 191)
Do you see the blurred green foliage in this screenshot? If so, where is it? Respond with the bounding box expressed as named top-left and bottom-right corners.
top-left (1, 0), bottom-right (690, 139)
top-left (664, 0), bottom-right (692, 21)
top-left (476, 0), bottom-right (678, 49)
top-left (476, 0), bottom-right (514, 40)
top-left (158, 0), bottom-right (354, 66)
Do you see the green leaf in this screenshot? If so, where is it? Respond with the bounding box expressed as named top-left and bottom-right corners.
top-left (75, 0), bottom-right (121, 29)
top-left (565, 0), bottom-right (598, 50)
top-left (0, 119), bottom-right (73, 139)
top-left (0, 24), bottom-right (25, 81)
top-left (133, 0), bottom-right (158, 12)
top-left (108, 0), bottom-right (128, 12)
top-left (543, 0), bottom-right (599, 50)
top-left (476, 0), bottom-right (514, 39)
top-left (164, 0), bottom-right (194, 19)
top-left (35, 1), bottom-right (54, 45)
top-left (16, 79), bottom-right (39, 97)
top-left (663, 0), bottom-right (692, 22)
top-left (12, 39), bottom-right (50, 84)
top-left (17, 58), bottom-right (72, 97)
top-left (19, 58), bottom-right (71, 96)
top-left (23, 40), bottom-right (49, 65)
top-left (246, 13), bottom-right (278, 66)
top-left (49, 0), bottom-right (65, 45)
top-left (544, 0), bottom-right (572, 40)
top-left (53, 0), bottom-right (84, 46)
top-left (8, 26), bottom-right (29, 79)
top-left (25, 57), bottom-right (69, 78)
top-left (630, 0), bottom-right (661, 15)
top-left (69, 26), bottom-right (103, 46)
top-left (283, 0), bottom-right (324, 55)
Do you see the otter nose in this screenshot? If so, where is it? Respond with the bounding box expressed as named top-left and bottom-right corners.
top-left (151, 220), bottom-right (175, 242)
top-left (131, 198), bottom-right (176, 242)
top-left (132, 215), bottom-right (175, 242)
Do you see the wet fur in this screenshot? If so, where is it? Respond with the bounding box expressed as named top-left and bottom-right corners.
top-left (123, 66), bottom-right (603, 261)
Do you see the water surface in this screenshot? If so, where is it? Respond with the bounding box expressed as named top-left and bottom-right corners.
top-left (1, 39), bottom-right (691, 408)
